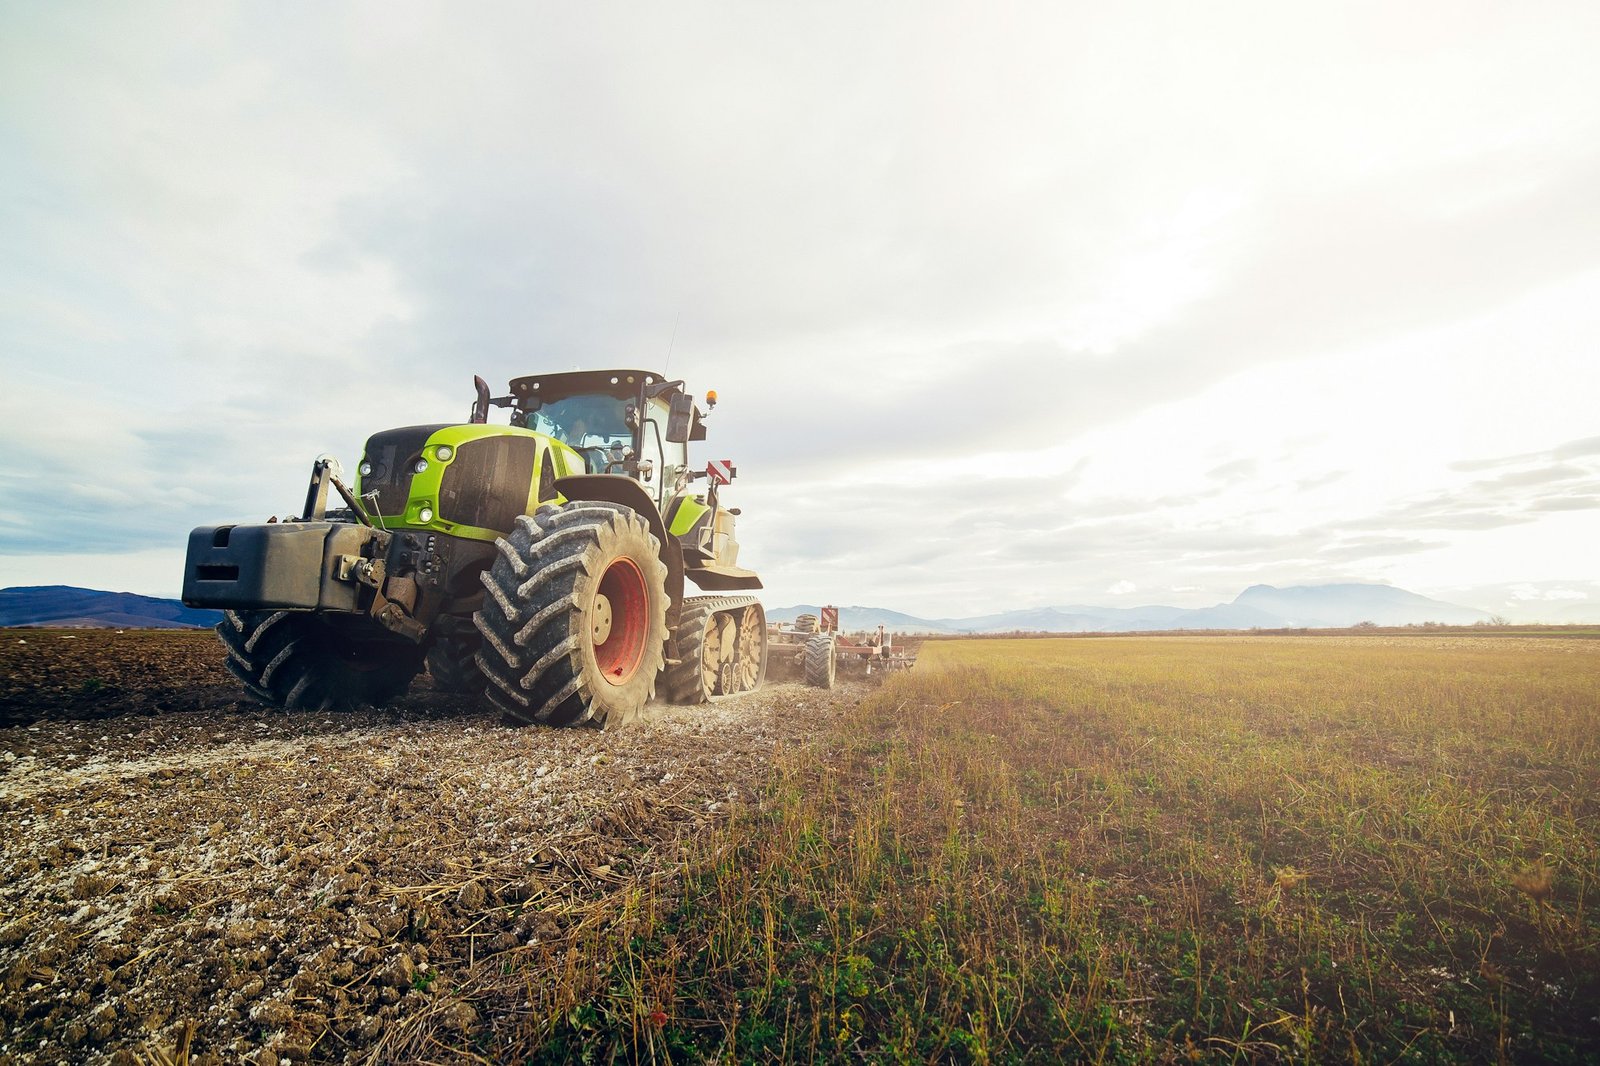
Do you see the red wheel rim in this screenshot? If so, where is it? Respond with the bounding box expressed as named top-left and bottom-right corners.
top-left (594, 556), bottom-right (649, 685)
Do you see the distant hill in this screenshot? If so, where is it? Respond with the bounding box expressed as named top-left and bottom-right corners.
top-left (4, 581), bottom-right (1504, 634)
top-left (0, 586), bottom-right (222, 629)
top-left (774, 583), bottom-right (1493, 634)
top-left (765, 605), bottom-right (960, 633)
top-left (1227, 583), bottom-right (1490, 627)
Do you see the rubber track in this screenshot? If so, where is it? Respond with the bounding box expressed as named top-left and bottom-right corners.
top-left (660, 594), bottom-right (763, 705)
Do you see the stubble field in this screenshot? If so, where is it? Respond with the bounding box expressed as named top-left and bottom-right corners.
top-left (2, 630), bottom-right (1597, 1063)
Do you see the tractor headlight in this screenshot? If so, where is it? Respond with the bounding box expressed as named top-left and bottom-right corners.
top-left (418, 506), bottom-right (434, 524)
top-left (358, 461), bottom-right (373, 478)
top-left (413, 458), bottom-right (429, 474)
top-left (434, 445), bottom-right (454, 462)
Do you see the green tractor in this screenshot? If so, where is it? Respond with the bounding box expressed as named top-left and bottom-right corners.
top-left (182, 370), bottom-right (768, 726)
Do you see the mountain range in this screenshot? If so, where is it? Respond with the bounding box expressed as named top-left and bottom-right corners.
top-left (768, 583), bottom-right (1498, 633)
top-left (0, 581), bottom-right (1555, 633)
top-left (0, 586), bottom-right (223, 629)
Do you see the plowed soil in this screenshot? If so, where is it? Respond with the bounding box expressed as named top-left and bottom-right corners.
top-left (0, 629), bottom-right (861, 1064)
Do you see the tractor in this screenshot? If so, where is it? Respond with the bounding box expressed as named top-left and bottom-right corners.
top-left (181, 370), bottom-right (771, 726)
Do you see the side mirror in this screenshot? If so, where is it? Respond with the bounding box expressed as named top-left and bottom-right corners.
top-left (665, 393), bottom-right (695, 443)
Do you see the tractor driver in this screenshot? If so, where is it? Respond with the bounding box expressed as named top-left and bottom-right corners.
top-left (563, 417), bottom-right (605, 473)
top-left (565, 417), bottom-right (593, 446)
top-left (560, 398), bottom-right (628, 473)
top-left (560, 398), bottom-right (624, 445)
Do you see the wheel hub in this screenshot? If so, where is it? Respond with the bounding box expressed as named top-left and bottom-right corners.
top-left (592, 557), bottom-right (650, 685)
top-left (591, 594), bottom-right (614, 644)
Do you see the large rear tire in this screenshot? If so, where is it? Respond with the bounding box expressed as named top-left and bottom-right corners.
top-left (803, 633), bottom-right (836, 689)
top-left (475, 503), bottom-right (669, 727)
top-left (218, 610), bottom-right (423, 712)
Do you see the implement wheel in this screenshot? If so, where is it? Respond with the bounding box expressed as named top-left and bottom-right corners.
top-left (474, 503), bottom-right (668, 727)
top-left (218, 610), bottom-right (422, 712)
top-left (803, 633), bottom-right (836, 689)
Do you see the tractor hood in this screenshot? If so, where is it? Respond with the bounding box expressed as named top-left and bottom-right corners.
top-left (354, 422), bottom-right (567, 541)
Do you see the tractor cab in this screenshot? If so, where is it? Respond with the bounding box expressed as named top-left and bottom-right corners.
top-left (475, 369), bottom-right (707, 510)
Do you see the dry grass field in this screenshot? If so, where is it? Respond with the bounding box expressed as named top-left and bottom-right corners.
top-left (3, 631), bottom-right (1597, 1063)
top-left (550, 635), bottom-right (1599, 1064)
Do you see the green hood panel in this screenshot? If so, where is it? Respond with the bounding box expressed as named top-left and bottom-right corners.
top-left (355, 424), bottom-right (582, 543)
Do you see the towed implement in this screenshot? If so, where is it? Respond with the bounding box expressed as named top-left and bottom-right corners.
top-left (182, 370), bottom-right (802, 726)
top-left (767, 606), bottom-right (915, 687)
top-left (766, 608), bottom-right (839, 689)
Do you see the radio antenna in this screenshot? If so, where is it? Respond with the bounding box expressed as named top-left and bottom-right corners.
top-left (663, 311), bottom-right (681, 375)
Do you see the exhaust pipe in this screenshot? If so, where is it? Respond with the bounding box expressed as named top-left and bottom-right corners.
top-left (470, 375), bottom-right (491, 424)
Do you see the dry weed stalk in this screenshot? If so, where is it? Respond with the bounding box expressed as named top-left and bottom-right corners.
top-left (133, 1020), bottom-right (193, 1066)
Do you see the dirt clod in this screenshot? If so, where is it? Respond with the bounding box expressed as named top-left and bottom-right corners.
top-left (455, 879), bottom-right (486, 910)
top-left (440, 1000), bottom-right (477, 1032)
top-left (374, 953), bottom-right (414, 989)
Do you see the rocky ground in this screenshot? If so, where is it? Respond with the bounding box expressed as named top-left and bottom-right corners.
top-left (0, 629), bottom-right (863, 1064)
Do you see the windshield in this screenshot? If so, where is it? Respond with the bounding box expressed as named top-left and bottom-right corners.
top-left (528, 394), bottom-right (633, 448)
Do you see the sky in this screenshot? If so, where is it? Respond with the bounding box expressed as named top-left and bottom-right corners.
top-left (2, 1), bottom-right (1598, 621)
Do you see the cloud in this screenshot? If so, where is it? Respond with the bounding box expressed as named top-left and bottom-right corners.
top-left (1344, 497), bottom-right (1531, 532)
top-left (1451, 434), bottom-right (1600, 472)
top-left (327, 146), bottom-right (1600, 483)
top-left (1555, 436), bottom-right (1600, 460)
top-left (1528, 495), bottom-right (1600, 512)
top-left (1327, 448), bottom-right (1600, 539)
top-left (1315, 536), bottom-right (1444, 563)
top-left (1206, 459), bottom-right (1258, 483)
top-left (2, 3), bottom-right (1599, 613)
top-left (1479, 464), bottom-right (1589, 488)
top-left (1509, 585), bottom-right (1587, 602)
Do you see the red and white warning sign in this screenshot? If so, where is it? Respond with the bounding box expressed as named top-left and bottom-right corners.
top-left (707, 459), bottom-right (735, 484)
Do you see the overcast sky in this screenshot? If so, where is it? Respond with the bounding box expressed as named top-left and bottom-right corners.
top-left (3, 1), bottom-right (1598, 621)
